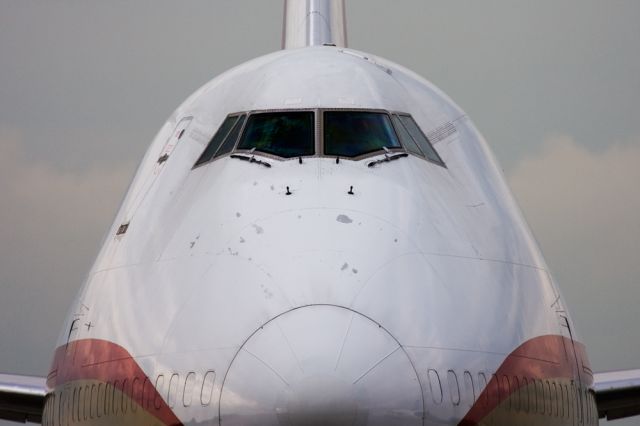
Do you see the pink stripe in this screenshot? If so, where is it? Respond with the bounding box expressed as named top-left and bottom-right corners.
top-left (459, 335), bottom-right (592, 425)
top-left (47, 339), bottom-right (182, 425)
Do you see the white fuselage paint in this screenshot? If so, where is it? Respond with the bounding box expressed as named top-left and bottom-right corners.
top-left (43, 47), bottom-right (598, 425)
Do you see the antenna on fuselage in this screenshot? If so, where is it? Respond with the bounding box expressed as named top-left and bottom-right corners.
top-left (282, 0), bottom-right (348, 49)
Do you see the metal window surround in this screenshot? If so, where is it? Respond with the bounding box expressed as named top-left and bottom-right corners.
top-left (192, 108), bottom-right (447, 166)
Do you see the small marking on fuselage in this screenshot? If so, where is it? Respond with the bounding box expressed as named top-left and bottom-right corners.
top-left (336, 214), bottom-right (353, 224)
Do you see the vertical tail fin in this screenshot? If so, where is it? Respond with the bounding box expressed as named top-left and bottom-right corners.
top-left (282, 0), bottom-right (347, 49)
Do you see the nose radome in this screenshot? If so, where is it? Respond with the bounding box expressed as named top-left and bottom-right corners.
top-left (219, 305), bottom-right (423, 426)
top-left (285, 374), bottom-right (357, 426)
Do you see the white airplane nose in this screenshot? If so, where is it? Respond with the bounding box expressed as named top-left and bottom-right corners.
top-left (285, 374), bottom-right (357, 425)
top-left (219, 305), bottom-right (423, 426)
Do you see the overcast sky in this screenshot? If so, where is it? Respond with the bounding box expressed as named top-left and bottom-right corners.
top-left (0, 1), bottom-right (638, 424)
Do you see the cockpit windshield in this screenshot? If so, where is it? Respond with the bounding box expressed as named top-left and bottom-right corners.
top-left (193, 109), bottom-right (445, 169)
top-left (236, 111), bottom-right (315, 158)
top-left (323, 111), bottom-right (401, 157)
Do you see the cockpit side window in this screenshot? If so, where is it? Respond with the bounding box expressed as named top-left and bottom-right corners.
top-left (323, 111), bottom-right (401, 157)
top-left (193, 115), bottom-right (240, 167)
top-left (391, 114), bottom-right (424, 157)
top-left (214, 114), bottom-right (247, 158)
top-left (395, 114), bottom-right (444, 165)
top-left (236, 111), bottom-right (315, 158)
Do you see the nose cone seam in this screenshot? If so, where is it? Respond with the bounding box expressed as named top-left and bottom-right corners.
top-left (219, 305), bottom-right (424, 426)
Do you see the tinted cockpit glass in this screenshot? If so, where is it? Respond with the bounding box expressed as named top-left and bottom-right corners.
top-left (194, 115), bottom-right (240, 167)
top-left (391, 115), bottom-right (424, 157)
top-left (236, 112), bottom-right (315, 158)
top-left (396, 115), bottom-right (444, 165)
top-left (324, 111), bottom-right (401, 157)
top-left (214, 114), bottom-right (247, 158)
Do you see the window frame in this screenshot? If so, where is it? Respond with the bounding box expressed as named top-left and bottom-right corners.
top-left (191, 108), bottom-right (447, 167)
top-left (234, 109), bottom-right (318, 160)
top-left (427, 368), bottom-right (443, 405)
top-left (319, 108), bottom-right (405, 160)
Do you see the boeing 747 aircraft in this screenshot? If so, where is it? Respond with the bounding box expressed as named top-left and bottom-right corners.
top-left (1, 1), bottom-right (639, 425)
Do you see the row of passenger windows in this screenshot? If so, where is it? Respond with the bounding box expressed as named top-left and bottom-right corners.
top-left (42, 370), bottom-right (215, 426)
top-left (193, 109), bottom-right (445, 167)
top-left (427, 369), bottom-right (598, 424)
top-left (43, 366), bottom-right (597, 424)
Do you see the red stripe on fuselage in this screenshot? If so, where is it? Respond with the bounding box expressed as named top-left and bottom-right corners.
top-left (47, 339), bottom-right (182, 426)
top-left (459, 335), bottom-right (592, 425)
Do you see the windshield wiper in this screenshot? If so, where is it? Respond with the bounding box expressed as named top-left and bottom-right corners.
top-left (367, 147), bottom-right (409, 167)
top-left (230, 148), bottom-right (272, 168)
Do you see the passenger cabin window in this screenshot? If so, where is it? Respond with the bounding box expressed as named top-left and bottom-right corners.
top-left (324, 111), bottom-right (401, 157)
top-left (236, 111), bottom-right (314, 158)
top-left (393, 114), bottom-right (444, 165)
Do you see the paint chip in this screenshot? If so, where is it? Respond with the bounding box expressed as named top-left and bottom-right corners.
top-left (341, 262), bottom-right (349, 271)
top-left (336, 214), bottom-right (353, 224)
top-left (352, 268), bottom-right (358, 274)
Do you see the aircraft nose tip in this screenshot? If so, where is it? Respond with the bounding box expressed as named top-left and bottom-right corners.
top-left (219, 305), bottom-right (423, 426)
top-left (285, 375), bottom-right (357, 426)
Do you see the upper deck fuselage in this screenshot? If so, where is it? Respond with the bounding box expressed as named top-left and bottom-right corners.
top-left (44, 47), bottom-right (596, 425)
